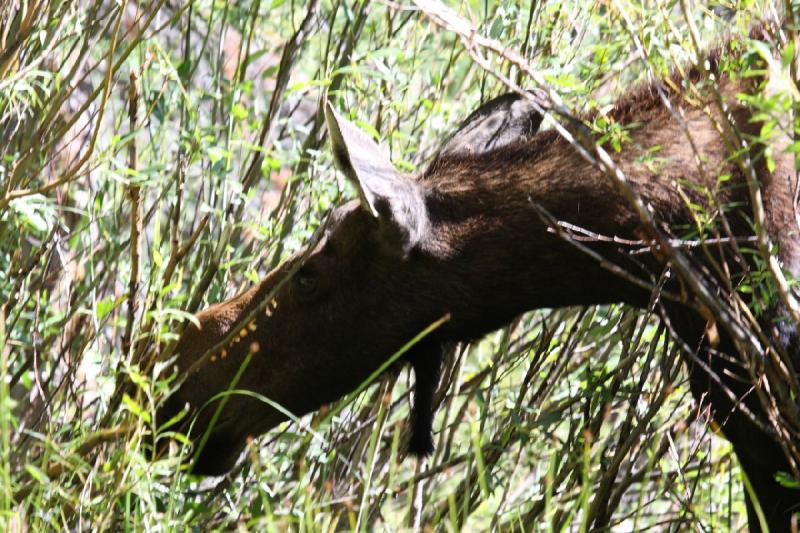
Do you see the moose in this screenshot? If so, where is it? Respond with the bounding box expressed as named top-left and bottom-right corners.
top-left (156, 23), bottom-right (800, 531)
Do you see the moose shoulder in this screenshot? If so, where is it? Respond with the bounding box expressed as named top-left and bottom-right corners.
top-left (157, 34), bottom-right (800, 531)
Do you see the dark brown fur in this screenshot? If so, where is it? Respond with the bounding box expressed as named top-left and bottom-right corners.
top-left (157, 24), bottom-right (800, 531)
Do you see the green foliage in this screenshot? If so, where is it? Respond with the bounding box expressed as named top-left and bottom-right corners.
top-left (0, 0), bottom-right (793, 530)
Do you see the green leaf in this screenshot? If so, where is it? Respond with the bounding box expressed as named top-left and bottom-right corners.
top-left (96, 296), bottom-right (124, 321)
top-left (24, 464), bottom-right (50, 485)
top-left (775, 471), bottom-right (800, 489)
top-left (10, 194), bottom-right (55, 233)
top-left (231, 103), bottom-right (248, 120)
top-left (122, 393), bottom-right (151, 423)
top-left (355, 120), bottom-right (380, 142)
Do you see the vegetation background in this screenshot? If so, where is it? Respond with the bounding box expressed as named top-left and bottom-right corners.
top-left (1, 0), bottom-right (795, 530)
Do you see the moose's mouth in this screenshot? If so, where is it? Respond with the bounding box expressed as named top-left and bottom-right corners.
top-left (155, 387), bottom-right (294, 475)
top-left (186, 407), bottom-right (287, 476)
top-left (153, 400), bottom-right (247, 476)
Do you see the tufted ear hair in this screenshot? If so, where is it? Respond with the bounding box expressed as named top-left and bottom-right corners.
top-left (434, 89), bottom-right (548, 160)
top-left (325, 101), bottom-right (428, 250)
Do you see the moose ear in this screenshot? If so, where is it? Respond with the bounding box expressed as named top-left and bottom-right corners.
top-left (325, 101), bottom-right (428, 249)
top-left (325, 101), bottom-right (400, 218)
top-left (434, 90), bottom-right (547, 161)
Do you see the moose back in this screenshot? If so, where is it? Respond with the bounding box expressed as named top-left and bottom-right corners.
top-left (156, 28), bottom-right (800, 531)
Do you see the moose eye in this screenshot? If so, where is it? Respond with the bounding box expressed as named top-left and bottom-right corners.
top-left (294, 270), bottom-right (317, 293)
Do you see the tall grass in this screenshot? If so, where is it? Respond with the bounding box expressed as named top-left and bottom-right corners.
top-left (0, 0), bottom-right (786, 529)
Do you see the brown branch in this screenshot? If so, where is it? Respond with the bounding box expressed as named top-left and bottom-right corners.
top-left (122, 70), bottom-right (141, 355)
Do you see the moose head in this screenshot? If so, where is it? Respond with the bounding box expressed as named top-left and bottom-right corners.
top-left (156, 94), bottom-right (554, 475)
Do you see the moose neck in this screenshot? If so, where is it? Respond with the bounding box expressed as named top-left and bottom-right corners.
top-left (419, 117), bottom-right (745, 342)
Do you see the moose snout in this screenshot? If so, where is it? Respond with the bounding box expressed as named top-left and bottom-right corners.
top-left (151, 258), bottom-right (295, 474)
top-left (153, 391), bottom-right (237, 473)
top-left (153, 389), bottom-right (284, 475)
